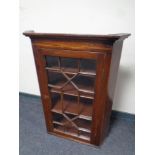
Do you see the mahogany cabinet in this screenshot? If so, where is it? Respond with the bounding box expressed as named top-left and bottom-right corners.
top-left (23, 31), bottom-right (130, 146)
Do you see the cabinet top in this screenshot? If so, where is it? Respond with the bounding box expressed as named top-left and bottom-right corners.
top-left (23, 31), bottom-right (130, 41)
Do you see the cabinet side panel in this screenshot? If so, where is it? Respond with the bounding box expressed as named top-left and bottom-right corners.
top-left (100, 40), bottom-right (124, 143)
top-left (31, 43), bottom-right (53, 132)
top-left (90, 53), bottom-right (111, 145)
top-left (108, 40), bottom-right (123, 100)
top-left (99, 53), bottom-right (112, 143)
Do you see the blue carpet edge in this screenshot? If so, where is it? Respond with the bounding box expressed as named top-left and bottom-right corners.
top-left (19, 92), bottom-right (135, 122)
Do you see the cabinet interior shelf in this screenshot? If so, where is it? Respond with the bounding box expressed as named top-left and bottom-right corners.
top-left (48, 83), bottom-right (94, 99)
top-left (53, 117), bottom-right (91, 133)
top-left (53, 127), bottom-right (90, 141)
top-left (51, 94), bottom-right (93, 120)
top-left (45, 67), bottom-right (96, 76)
top-left (48, 83), bottom-right (94, 95)
top-left (52, 112), bottom-right (91, 140)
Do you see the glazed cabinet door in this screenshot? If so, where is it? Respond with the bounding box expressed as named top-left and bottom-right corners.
top-left (32, 47), bottom-right (106, 145)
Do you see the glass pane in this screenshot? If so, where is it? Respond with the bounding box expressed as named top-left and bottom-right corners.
top-left (44, 55), bottom-right (97, 141)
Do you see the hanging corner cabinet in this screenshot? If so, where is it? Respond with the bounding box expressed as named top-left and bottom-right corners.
top-left (23, 31), bottom-right (130, 146)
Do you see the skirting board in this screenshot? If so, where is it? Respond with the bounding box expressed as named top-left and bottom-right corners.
top-left (19, 92), bottom-right (135, 122)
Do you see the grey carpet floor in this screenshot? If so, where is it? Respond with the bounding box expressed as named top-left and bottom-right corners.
top-left (19, 94), bottom-right (135, 155)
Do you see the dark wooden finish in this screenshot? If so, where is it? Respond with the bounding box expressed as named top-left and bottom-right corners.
top-left (23, 31), bottom-right (130, 146)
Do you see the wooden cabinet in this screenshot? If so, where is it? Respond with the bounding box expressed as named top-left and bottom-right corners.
top-left (23, 31), bottom-right (130, 146)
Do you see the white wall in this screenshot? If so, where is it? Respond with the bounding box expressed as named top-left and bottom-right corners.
top-left (19, 0), bottom-right (135, 114)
